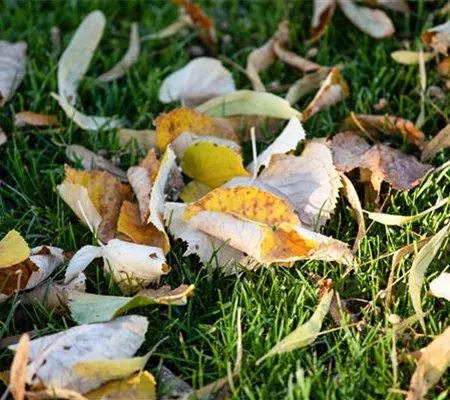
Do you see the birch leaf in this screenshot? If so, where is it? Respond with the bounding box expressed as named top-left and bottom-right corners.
top-left (15, 111), bottom-right (60, 128)
top-left (58, 10), bottom-right (105, 104)
top-left (422, 20), bottom-right (450, 55)
top-left (257, 289), bottom-right (334, 364)
top-left (390, 50), bottom-right (434, 65)
top-left (97, 22), bottom-right (140, 83)
top-left (0, 40), bottom-right (27, 107)
top-left (0, 230), bottom-right (30, 269)
top-left (409, 222), bottom-right (450, 329)
top-left (310, 0), bottom-right (335, 41)
top-left (159, 57), bottom-right (234, 108)
top-left (8, 315), bottom-right (148, 394)
top-left (69, 284), bottom-right (195, 324)
top-left (10, 334), bottom-right (29, 400)
top-left (430, 272), bottom-right (450, 302)
top-left (195, 90), bottom-right (302, 120)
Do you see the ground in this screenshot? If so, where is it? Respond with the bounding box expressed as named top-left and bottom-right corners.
top-left (1, 0), bottom-right (450, 399)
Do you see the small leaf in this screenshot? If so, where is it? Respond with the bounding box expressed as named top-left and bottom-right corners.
top-left (422, 20), bottom-right (450, 55)
top-left (390, 50), bottom-right (434, 65)
top-left (430, 272), bottom-right (450, 302)
top-left (0, 40), bottom-right (27, 106)
top-left (15, 111), bottom-right (60, 127)
top-left (310, 0), bottom-right (335, 41)
top-left (10, 334), bottom-right (29, 400)
top-left (422, 123), bottom-right (450, 161)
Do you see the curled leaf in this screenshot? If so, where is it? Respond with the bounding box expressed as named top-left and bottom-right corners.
top-left (286, 70), bottom-right (328, 105)
top-left (422, 123), bottom-right (450, 161)
top-left (10, 334), bottom-right (29, 400)
top-left (310, 0), bottom-right (335, 41)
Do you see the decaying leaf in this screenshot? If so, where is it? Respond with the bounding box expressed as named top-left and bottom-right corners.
top-left (303, 67), bottom-right (349, 121)
top-left (181, 142), bottom-right (250, 188)
top-left (422, 123), bottom-right (450, 161)
top-left (97, 22), bottom-right (140, 83)
top-left (15, 111), bottom-right (60, 128)
top-left (159, 58), bottom-right (235, 108)
top-left (58, 11), bottom-right (105, 104)
top-left (422, 20), bottom-right (450, 55)
top-left (285, 70), bottom-right (329, 105)
top-left (409, 222), bottom-right (450, 329)
top-left (390, 50), bottom-right (434, 65)
top-left (310, 0), bottom-right (336, 41)
top-left (336, 0), bottom-right (395, 38)
top-left (0, 40), bottom-right (27, 107)
top-left (66, 145), bottom-right (127, 182)
top-left (195, 90), bottom-right (302, 120)
top-left (406, 323), bottom-right (450, 400)
top-left (430, 272), bottom-right (450, 302)
top-left (257, 289), bottom-right (334, 364)
top-left (154, 107), bottom-right (236, 151)
top-left (69, 284), bottom-right (194, 324)
top-left (58, 166), bottom-right (132, 242)
top-left (10, 333), bottom-right (29, 400)
top-left (117, 129), bottom-right (157, 151)
top-left (8, 315), bottom-right (148, 394)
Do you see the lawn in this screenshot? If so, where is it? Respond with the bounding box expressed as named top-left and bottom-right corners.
top-left (1, 0), bottom-right (450, 399)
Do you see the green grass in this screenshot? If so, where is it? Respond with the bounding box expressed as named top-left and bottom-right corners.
top-left (1, 0), bottom-right (450, 398)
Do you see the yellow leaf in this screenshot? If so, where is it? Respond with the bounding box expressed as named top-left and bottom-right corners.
top-left (179, 180), bottom-right (212, 203)
top-left (86, 371), bottom-right (156, 400)
top-left (181, 143), bottom-right (250, 188)
top-left (390, 50), bottom-right (434, 65)
top-left (0, 230), bottom-right (30, 269)
top-left (183, 186), bottom-right (299, 226)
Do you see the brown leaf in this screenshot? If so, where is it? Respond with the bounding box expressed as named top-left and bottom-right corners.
top-left (286, 70), bottom-right (329, 105)
top-left (331, 131), bottom-right (372, 173)
top-left (14, 111), bottom-right (60, 128)
top-left (422, 123), bottom-right (450, 161)
top-left (117, 129), bottom-right (156, 151)
top-left (303, 67), bottom-right (349, 121)
top-left (0, 258), bottom-right (38, 295)
top-left (438, 57), bottom-right (450, 78)
top-left (310, 0), bottom-right (336, 41)
top-left (422, 21), bottom-right (450, 55)
top-left (10, 333), bottom-right (29, 400)
top-left (0, 41), bottom-right (27, 107)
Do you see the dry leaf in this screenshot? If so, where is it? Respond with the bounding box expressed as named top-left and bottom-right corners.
top-left (0, 230), bottom-right (30, 268)
top-left (303, 67), bottom-right (349, 121)
top-left (422, 20), bottom-right (450, 55)
top-left (257, 289), bottom-right (334, 364)
top-left (159, 58), bottom-right (234, 108)
top-left (422, 123), bottom-right (450, 161)
top-left (0, 126), bottom-right (7, 146)
top-left (58, 10), bottom-right (105, 104)
top-left (285, 70), bottom-right (329, 105)
top-left (371, 0), bottom-right (410, 13)
top-left (310, 0), bottom-right (336, 41)
top-left (141, 14), bottom-right (192, 41)
top-left (336, 0), bottom-right (395, 38)
top-left (14, 112), bottom-right (60, 128)
top-left (390, 50), bottom-right (434, 65)
top-left (0, 40), bottom-right (27, 106)
top-left (69, 284), bottom-right (194, 324)
top-left (97, 22), bottom-right (140, 83)
top-left (10, 333), bottom-right (29, 400)
top-left (8, 315), bottom-right (148, 394)
top-left (179, 180), bottom-right (211, 203)
top-left (26, 388), bottom-right (88, 400)
top-left (117, 129), bottom-right (157, 151)
top-left (430, 272), bottom-right (450, 302)
top-left (406, 324), bottom-right (450, 399)
top-left (66, 145), bottom-right (127, 182)
top-left (438, 57), bottom-right (450, 78)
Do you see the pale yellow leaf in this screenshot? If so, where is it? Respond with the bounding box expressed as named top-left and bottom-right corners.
top-left (391, 50), bottom-right (434, 65)
top-left (0, 230), bottom-right (30, 269)
top-left (10, 333), bottom-right (29, 400)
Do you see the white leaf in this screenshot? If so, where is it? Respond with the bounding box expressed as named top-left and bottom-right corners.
top-left (0, 40), bottom-right (27, 106)
top-left (430, 272), bottom-right (450, 302)
top-left (65, 245), bottom-right (103, 284)
top-left (58, 10), bottom-right (105, 104)
top-left (25, 246), bottom-right (65, 290)
top-left (159, 57), bottom-right (235, 108)
top-left (9, 315), bottom-right (148, 394)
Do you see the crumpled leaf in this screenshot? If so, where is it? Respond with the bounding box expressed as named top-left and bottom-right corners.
top-left (406, 323), bottom-right (450, 400)
top-left (390, 50), bottom-right (434, 65)
top-left (422, 123), bottom-right (450, 161)
top-left (179, 180), bottom-right (211, 203)
top-left (430, 272), bottom-right (450, 302)
top-left (8, 315), bottom-right (148, 394)
top-left (10, 333), bottom-right (29, 400)
top-left (58, 167), bottom-right (132, 242)
top-left (0, 230), bottom-right (30, 269)
top-left (117, 129), bottom-right (157, 151)
top-left (409, 222), bottom-right (450, 330)
top-left (86, 371), bottom-right (156, 400)
top-left (303, 67), bottom-right (349, 121)
top-left (154, 107), bottom-right (236, 151)
top-left (66, 145), bottom-right (127, 182)
top-left (286, 70), bottom-right (329, 105)
top-left (58, 10), bottom-right (105, 104)
top-left (310, 0), bottom-right (335, 41)
top-left (0, 40), bottom-right (27, 107)
top-left (159, 58), bottom-right (234, 108)
top-left (69, 284), bottom-right (195, 324)
top-left (97, 22), bottom-right (140, 83)
top-left (336, 0), bottom-right (395, 38)
top-left (15, 112), bottom-right (60, 128)
top-left (181, 142), bottom-right (250, 188)
top-left (422, 20), bottom-right (450, 55)
top-left (257, 289), bottom-right (334, 364)
top-left (195, 90), bottom-right (302, 120)
top-left (365, 198), bottom-right (449, 226)
top-left (51, 93), bottom-right (123, 131)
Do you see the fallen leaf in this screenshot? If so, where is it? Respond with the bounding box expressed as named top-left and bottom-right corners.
top-left (58, 10), bottom-right (105, 104)
top-left (406, 323), bottom-right (450, 399)
top-left (159, 58), bottom-right (234, 108)
top-left (430, 272), bottom-right (450, 302)
top-left (409, 222), bottom-right (450, 329)
top-left (422, 123), bottom-right (450, 161)
top-left (390, 50), bottom-right (434, 65)
top-left (336, 0), bottom-right (395, 38)
top-left (195, 90), bottom-right (302, 119)
top-left (422, 20), bottom-right (450, 55)
top-left (0, 126), bottom-right (6, 146)
top-left (154, 107), bottom-right (236, 151)
top-left (66, 145), bottom-right (127, 182)
top-left (10, 333), bottom-right (29, 400)
top-left (257, 289), bottom-right (334, 364)
top-left (0, 230), bottom-right (30, 268)
top-left (50, 26), bottom-right (61, 53)
top-left (303, 67), bottom-right (349, 121)
top-left (97, 22), bottom-right (140, 83)
top-left (179, 180), bottom-right (211, 203)
top-left (181, 142), bottom-right (250, 188)
top-left (86, 371), bottom-right (156, 400)
top-left (117, 129), bottom-right (157, 151)
top-left (51, 93), bottom-right (123, 131)
top-left (438, 57), bottom-right (450, 78)
top-left (141, 14), bottom-right (192, 41)
top-left (26, 388), bottom-right (88, 400)
top-left (8, 315), bottom-right (148, 394)
top-left (371, 0), bottom-right (410, 13)
top-left (0, 40), bottom-right (27, 106)
top-left (285, 70), bottom-right (328, 105)
top-left (310, 0), bottom-right (336, 41)
top-left (69, 284), bottom-right (194, 324)
top-left (14, 112), bottom-right (60, 128)
top-left (158, 366), bottom-right (192, 400)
